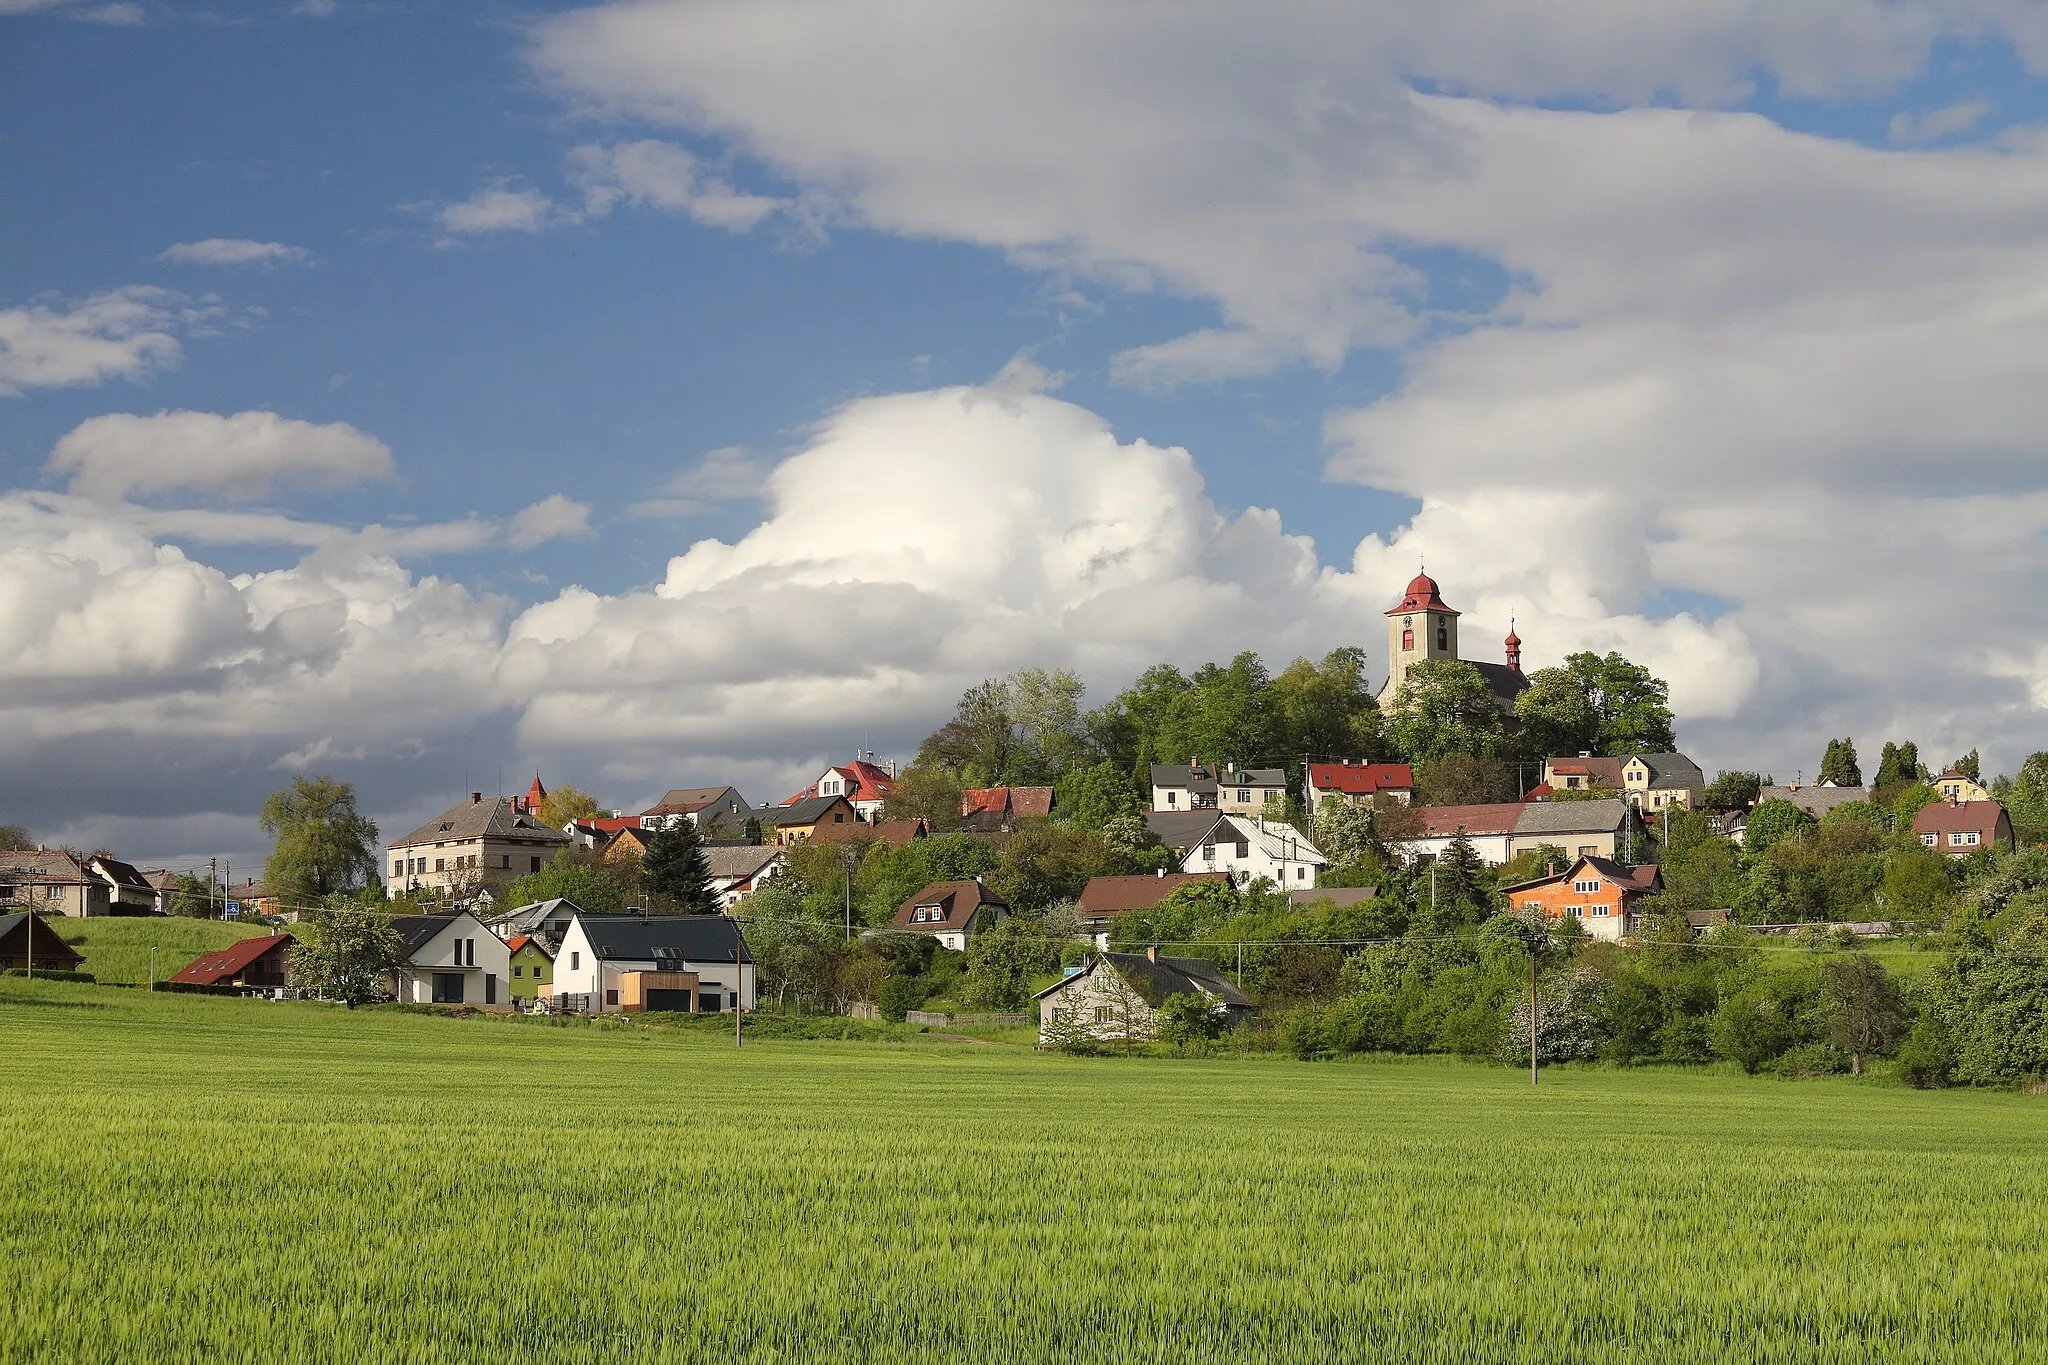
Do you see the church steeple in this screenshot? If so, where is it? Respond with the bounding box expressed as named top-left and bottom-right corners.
top-left (521, 771), bottom-right (547, 815)
top-left (1382, 570), bottom-right (1460, 699)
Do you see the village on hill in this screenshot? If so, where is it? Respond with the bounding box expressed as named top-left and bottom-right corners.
top-left (5, 570), bottom-right (2045, 1084)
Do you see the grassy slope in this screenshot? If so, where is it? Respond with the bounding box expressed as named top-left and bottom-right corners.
top-left (54, 916), bottom-right (281, 984)
top-left (3, 979), bottom-right (2045, 1363)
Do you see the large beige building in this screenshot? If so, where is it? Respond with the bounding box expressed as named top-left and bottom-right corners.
top-left (1378, 571), bottom-right (1528, 713)
top-left (387, 794), bottom-right (571, 903)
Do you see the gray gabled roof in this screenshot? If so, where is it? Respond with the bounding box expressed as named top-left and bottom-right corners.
top-left (1512, 798), bottom-right (1629, 837)
top-left (1629, 753), bottom-right (1705, 790)
top-left (390, 797), bottom-right (572, 849)
top-left (1035, 952), bottom-right (1253, 1010)
top-left (569, 913), bottom-right (753, 965)
top-left (484, 898), bottom-right (585, 935)
top-left (703, 845), bottom-right (784, 881)
top-left (388, 913), bottom-right (460, 957)
top-left (751, 796), bottom-right (854, 827)
top-left (1150, 764), bottom-right (1219, 794)
top-left (1756, 785), bottom-right (1869, 819)
top-left (1470, 661), bottom-right (1532, 708)
top-left (1144, 810), bottom-right (1232, 851)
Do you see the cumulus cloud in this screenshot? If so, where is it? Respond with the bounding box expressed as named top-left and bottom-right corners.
top-left (433, 183), bottom-right (565, 237)
top-left (48, 409), bottom-right (396, 502)
top-left (1887, 99), bottom-right (1996, 145)
top-left (569, 139), bottom-right (780, 230)
top-left (159, 238), bottom-right (313, 267)
top-left (506, 494), bottom-right (594, 550)
top-left (629, 445), bottom-right (771, 517)
top-left (0, 286), bottom-right (208, 395)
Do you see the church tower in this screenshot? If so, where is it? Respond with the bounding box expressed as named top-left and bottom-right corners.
top-left (1381, 571), bottom-right (1460, 700)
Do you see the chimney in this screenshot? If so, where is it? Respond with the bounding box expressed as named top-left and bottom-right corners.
top-left (1146, 945), bottom-right (1158, 963)
top-left (471, 792), bottom-right (482, 804)
top-left (1156, 867), bottom-right (1165, 879)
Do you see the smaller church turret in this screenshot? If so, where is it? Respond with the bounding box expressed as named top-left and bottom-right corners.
top-left (1505, 620), bottom-right (1522, 675)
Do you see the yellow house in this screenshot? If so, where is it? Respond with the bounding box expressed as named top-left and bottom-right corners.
top-left (1620, 755), bottom-right (1706, 812)
top-left (1935, 770), bottom-right (1991, 804)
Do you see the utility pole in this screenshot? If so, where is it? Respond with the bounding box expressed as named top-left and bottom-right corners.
top-left (150, 945), bottom-right (158, 992)
top-left (1530, 951), bottom-right (1540, 1087)
top-left (210, 857), bottom-right (218, 920)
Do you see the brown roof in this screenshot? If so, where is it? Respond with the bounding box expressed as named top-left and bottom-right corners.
top-left (1308, 762), bottom-right (1414, 796)
top-left (169, 934), bottom-right (294, 986)
top-left (646, 786), bottom-right (747, 817)
top-left (390, 796), bottom-right (572, 849)
top-left (1077, 872), bottom-right (1234, 917)
top-left (960, 787), bottom-right (1009, 816)
top-left (1912, 800), bottom-right (2010, 840)
top-left (1009, 787), bottom-right (1054, 818)
top-left (1547, 756), bottom-right (1625, 785)
top-left (892, 880), bottom-right (1008, 930)
top-left (1411, 802), bottom-right (1527, 838)
top-left (703, 845), bottom-right (785, 881)
top-left (0, 850), bottom-right (91, 883)
top-left (1500, 856), bottom-right (1662, 896)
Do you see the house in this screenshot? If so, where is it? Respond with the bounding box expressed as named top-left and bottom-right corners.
top-left (1149, 764), bottom-right (1288, 814)
top-left (1307, 762), bottom-right (1415, 808)
top-left (1076, 872), bottom-right (1235, 948)
top-left (1541, 755), bottom-right (1625, 794)
top-left (1935, 770), bottom-right (1993, 805)
top-left (891, 880), bottom-right (1009, 951)
top-left (1376, 571), bottom-right (1529, 715)
top-left (1912, 800), bottom-right (2014, 857)
top-left (1730, 784), bottom-right (1873, 846)
top-left (388, 910), bottom-right (514, 1011)
top-left (386, 794), bottom-right (572, 903)
top-left (550, 912), bottom-right (755, 1014)
top-left (602, 826), bottom-right (653, 866)
top-left (639, 786), bottom-right (754, 836)
top-left (1031, 947), bottom-right (1254, 1045)
top-left (483, 897), bottom-right (588, 951)
top-left (1500, 857), bottom-right (1664, 943)
top-left (0, 850), bottom-right (155, 918)
top-left (1539, 754), bottom-right (1704, 811)
top-left (1145, 811), bottom-right (1327, 889)
top-left (958, 787), bottom-right (1056, 829)
top-left (784, 759), bottom-right (897, 819)
top-left (1388, 799), bottom-right (1631, 866)
top-left (505, 935), bottom-right (554, 1004)
top-left (750, 795), bottom-right (861, 845)
top-left (703, 845), bottom-right (787, 909)
top-left (169, 932), bottom-right (295, 990)
top-left (0, 910), bottom-right (85, 972)
top-left (810, 816), bottom-right (929, 848)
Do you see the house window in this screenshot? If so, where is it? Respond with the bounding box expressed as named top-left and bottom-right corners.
top-left (531, 857), bottom-right (542, 873)
top-left (1234, 841), bottom-right (1249, 858)
top-left (570, 952), bottom-right (580, 970)
top-left (1954, 831), bottom-right (1980, 847)
top-left (605, 989), bottom-right (618, 1006)
top-left (1167, 791), bottom-right (1179, 807)
top-left (1567, 906), bottom-right (1583, 917)
top-left (501, 854), bottom-right (511, 870)
top-left (513, 965), bottom-right (523, 978)
top-left (833, 813), bottom-right (845, 823)
top-left (431, 972), bottom-right (464, 1004)
top-left (435, 858), bottom-right (446, 872)
top-left (1577, 846), bottom-right (1597, 857)
top-left (1201, 844), bottom-right (1215, 863)
top-left (1573, 880), bottom-right (1601, 894)
top-left (1592, 907), bottom-right (1611, 917)
top-left (1296, 866), bottom-right (1307, 880)
top-left (1238, 790), bottom-right (1251, 803)
top-left (1094, 1006), bottom-right (1114, 1025)
top-left (393, 860), bottom-right (403, 877)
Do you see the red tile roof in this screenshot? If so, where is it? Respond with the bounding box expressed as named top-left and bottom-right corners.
top-left (1385, 571), bottom-right (1458, 617)
top-left (1307, 762), bottom-right (1414, 797)
top-left (1077, 873), bottom-right (1234, 916)
top-left (784, 761), bottom-right (897, 807)
top-left (1412, 802), bottom-right (1527, 837)
top-left (1912, 800), bottom-right (2009, 841)
top-left (1500, 856), bottom-right (1662, 897)
top-left (1009, 787), bottom-right (1054, 818)
top-left (961, 787), bottom-right (1010, 816)
top-left (168, 934), bottom-right (293, 986)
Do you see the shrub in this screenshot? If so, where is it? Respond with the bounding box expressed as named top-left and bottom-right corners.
top-left (1771, 1043), bottom-right (1851, 1078)
top-left (1279, 1005), bottom-right (1331, 1061)
top-left (876, 975), bottom-right (924, 1024)
top-left (1896, 1019), bottom-right (1955, 1088)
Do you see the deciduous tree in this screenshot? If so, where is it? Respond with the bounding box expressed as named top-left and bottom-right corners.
top-left (1386, 659), bottom-right (1503, 762)
top-left (1815, 954), bottom-right (1906, 1076)
top-left (260, 776), bottom-right (380, 901)
top-left (537, 785), bottom-right (602, 830)
top-left (289, 903), bottom-right (402, 1008)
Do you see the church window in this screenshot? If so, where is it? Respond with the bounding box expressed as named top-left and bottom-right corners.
top-left (1436, 623), bottom-right (1448, 649)
top-left (1402, 628), bottom-right (1414, 651)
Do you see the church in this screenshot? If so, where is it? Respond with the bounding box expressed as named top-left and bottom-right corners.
top-left (1377, 571), bottom-right (1529, 713)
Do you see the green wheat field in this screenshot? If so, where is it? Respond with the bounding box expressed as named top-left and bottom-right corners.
top-left (4, 977), bottom-right (2044, 1364)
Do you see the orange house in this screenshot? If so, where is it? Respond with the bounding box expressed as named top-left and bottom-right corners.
top-left (1499, 856), bottom-right (1662, 943)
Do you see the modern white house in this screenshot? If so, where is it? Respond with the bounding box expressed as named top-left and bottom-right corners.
top-left (1387, 799), bottom-right (1631, 867)
top-left (388, 910), bottom-right (513, 1012)
top-left (1169, 813), bottom-right (1327, 891)
top-left (550, 913), bottom-right (755, 1015)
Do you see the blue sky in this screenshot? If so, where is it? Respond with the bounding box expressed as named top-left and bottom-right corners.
top-left (5, 1), bottom-right (2048, 866)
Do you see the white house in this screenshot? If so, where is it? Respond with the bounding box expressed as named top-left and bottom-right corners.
top-left (1175, 814), bottom-right (1326, 891)
top-left (1032, 948), bottom-right (1254, 1045)
top-left (389, 910), bottom-right (513, 1012)
top-left (551, 913), bottom-right (756, 1014)
top-left (704, 845), bottom-right (786, 910)
top-left (1387, 799), bottom-right (1630, 867)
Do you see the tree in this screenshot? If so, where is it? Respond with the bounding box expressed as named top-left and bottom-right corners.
top-left (1873, 742), bottom-right (1922, 792)
top-left (504, 852), bottom-right (629, 916)
top-left (1385, 659), bottom-right (1503, 762)
top-left (1415, 753), bottom-right (1519, 805)
top-left (537, 785), bottom-right (602, 830)
top-left (1267, 647), bottom-right (1384, 761)
top-left (2006, 752), bottom-right (2048, 846)
top-left (1427, 831), bottom-right (1488, 928)
top-left (289, 902), bottom-right (402, 1007)
top-left (1818, 738), bottom-right (1862, 787)
top-left (1951, 749), bottom-right (1981, 783)
top-left (881, 766), bottom-right (964, 828)
top-left (1881, 846), bottom-right (1957, 924)
top-left (1743, 799), bottom-right (1815, 857)
top-left (1702, 771), bottom-right (1762, 812)
top-left (1514, 652), bottom-right (1676, 757)
top-left (962, 917), bottom-right (1060, 1008)
top-left (260, 776), bottom-right (380, 901)
top-left (1815, 954), bottom-right (1906, 1076)
top-left (0, 824), bottom-right (31, 851)
top-left (1313, 798), bottom-right (1379, 870)
top-left (642, 819), bottom-right (716, 913)
top-left (164, 870), bottom-right (217, 918)
top-left (1009, 667), bottom-right (1090, 782)
top-left (1054, 762), bottom-right (1145, 832)
top-left (1157, 991), bottom-right (1228, 1048)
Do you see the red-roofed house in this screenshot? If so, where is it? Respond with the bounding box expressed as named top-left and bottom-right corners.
top-left (1076, 872), bottom-right (1235, 948)
top-left (1499, 857), bottom-right (1663, 942)
top-left (959, 786), bottom-right (1056, 830)
top-left (786, 760), bottom-right (897, 818)
top-left (170, 933), bottom-right (295, 990)
top-left (1307, 762), bottom-right (1415, 808)
top-left (1913, 800), bottom-right (2014, 857)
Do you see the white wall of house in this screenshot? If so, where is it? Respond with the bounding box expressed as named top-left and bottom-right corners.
top-left (1389, 831), bottom-right (1517, 865)
top-left (1036, 960), bottom-right (1161, 1044)
top-left (391, 911), bottom-right (512, 1011)
top-left (552, 919), bottom-right (756, 1012)
top-left (1177, 815), bottom-right (1325, 890)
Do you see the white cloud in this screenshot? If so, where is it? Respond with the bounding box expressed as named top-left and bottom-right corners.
top-left (159, 238), bottom-right (313, 267)
top-left (0, 286), bottom-right (203, 395)
top-left (48, 409), bottom-right (396, 502)
top-left (568, 139), bottom-right (780, 231)
top-left (1887, 98), bottom-right (1996, 145)
top-left (506, 494), bottom-right (594, 550)
top-left (0, 0), bottom-right (142, 19)
top-left (433, 183), bottom-right (565, 237)
top-left (629, 445), bottom-right (771, 517)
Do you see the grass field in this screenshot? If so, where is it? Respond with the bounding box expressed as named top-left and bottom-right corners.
top-left (4, 978), bottom-right (2044, 1364)
top-left (53, 916), bottom-right (275, 985)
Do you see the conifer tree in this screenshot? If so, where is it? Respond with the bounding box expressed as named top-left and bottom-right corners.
top-left (643, 818), bottom-right (717, 913)
top-left (1818, 738), bottom-right (1862, 787)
